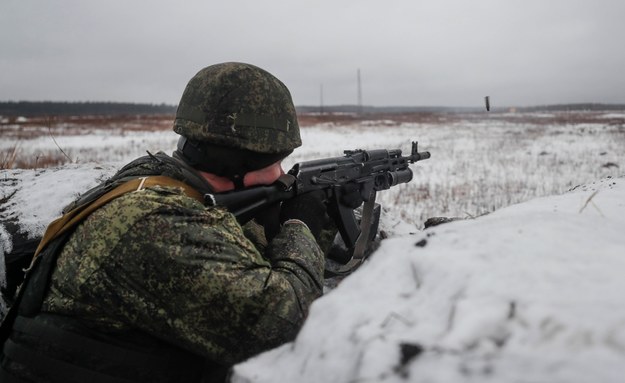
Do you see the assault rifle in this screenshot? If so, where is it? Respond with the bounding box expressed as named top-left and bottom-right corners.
top-left (205, 141), bottom-right (430, 275)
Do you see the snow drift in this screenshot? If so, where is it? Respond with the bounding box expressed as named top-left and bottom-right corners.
top-left (232, 176), bottom-right (625, 383)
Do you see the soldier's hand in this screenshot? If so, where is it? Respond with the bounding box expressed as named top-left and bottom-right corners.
top-left (339, 182), bottom-right (364, 209)
top-left (279, 191), bottom-right (327, 240)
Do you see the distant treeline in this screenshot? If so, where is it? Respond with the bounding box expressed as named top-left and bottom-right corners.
top-left (0, 101), bottom-right (177, 117)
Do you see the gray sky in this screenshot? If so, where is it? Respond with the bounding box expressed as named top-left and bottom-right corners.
top-left (2, 0), bottom-right (624, 107)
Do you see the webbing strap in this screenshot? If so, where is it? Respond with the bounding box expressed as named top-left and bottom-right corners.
top-left (33, 176), bottom-right (205, 259)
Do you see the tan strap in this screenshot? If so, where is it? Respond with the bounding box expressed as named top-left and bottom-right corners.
top-left (33, 176), bottom-right (204, 258)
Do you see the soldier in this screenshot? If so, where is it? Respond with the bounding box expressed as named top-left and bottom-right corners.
top-left (0, 63), bottom-right (327, 382)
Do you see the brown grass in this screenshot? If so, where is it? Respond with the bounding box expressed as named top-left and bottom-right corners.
top-left (298, 112), bottom-right (460, 126)
top-left (0, 145), bottom-right (19, 169)
top-left (3, 111), bottom-right (623, 136)
top-left (0, 146), bottom-right (70, 169)
top-left (0, 115), bottom-right (174, 140)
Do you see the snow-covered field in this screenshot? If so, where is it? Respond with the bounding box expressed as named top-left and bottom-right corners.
top-left (291, 117), bottom-right (624, 226)
top-left (1, 111), bottom-right (625, 381)
top-left (2, 112), bottom-right (624, 226)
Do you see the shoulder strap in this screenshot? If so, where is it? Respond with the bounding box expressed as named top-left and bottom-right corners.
top-left (32, 175), bottom-right (204, 260)
top-left (1, 176), bottom-right (204, 346)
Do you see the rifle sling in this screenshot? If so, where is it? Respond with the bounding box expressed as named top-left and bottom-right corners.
top-left (327, 190), bottom-right (377, 277)
top-left (352, 190), bottom-right (377, 261)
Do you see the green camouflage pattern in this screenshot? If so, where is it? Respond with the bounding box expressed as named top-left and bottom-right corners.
top-left (40, 156), bottom-right (324, 366)
top-left (174, 62), bottom-right (301, 154)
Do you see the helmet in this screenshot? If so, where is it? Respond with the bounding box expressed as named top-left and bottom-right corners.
top-left (173, 62), bottom-right (301, 179)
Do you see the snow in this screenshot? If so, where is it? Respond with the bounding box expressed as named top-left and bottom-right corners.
top-left (600, 113), bottom-right (625, 119)
top-left (0, 164), bottom-right (117, 239)
top-left (1, 115), bottom-right (625, 381)
top-left (232, 177), bottom-right (625, 383)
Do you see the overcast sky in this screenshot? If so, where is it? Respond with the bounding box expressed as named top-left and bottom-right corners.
top-left (2, 0), bottom-right (624, 107)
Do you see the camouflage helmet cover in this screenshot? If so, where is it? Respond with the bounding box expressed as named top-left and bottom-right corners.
top-left (174, 62), bottom-right (301, 154)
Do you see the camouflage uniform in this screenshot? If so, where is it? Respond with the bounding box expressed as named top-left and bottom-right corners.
top-left (0, 63), bottom-right (325, 382)
top-left (0, 153), bottom-right (324, 382)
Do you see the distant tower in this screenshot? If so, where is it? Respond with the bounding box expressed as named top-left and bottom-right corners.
top-left (357, 68), bottom-right (363, 115)
top-left (320, 83), bottom-right (324, 115)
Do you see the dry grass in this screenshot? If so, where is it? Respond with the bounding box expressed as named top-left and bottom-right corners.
top-left (0, 145), bottom-right (70, 169)
top-left (0, 115), bottom-right (174, 140)
top-left (0, 145), bottom-right (19, 170)
top-left (298, 112), bottom-right (449, 126)
top-left (1, 115), bottom-right (175, 169)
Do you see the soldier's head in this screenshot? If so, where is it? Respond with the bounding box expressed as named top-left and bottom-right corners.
top-left (173, 62), bottom-right (301, 188)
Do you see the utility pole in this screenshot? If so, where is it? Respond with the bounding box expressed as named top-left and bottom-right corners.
top-left (357, 68), bottom-right (363, 115)
top-left (320, 83), bottom-right (324, 115)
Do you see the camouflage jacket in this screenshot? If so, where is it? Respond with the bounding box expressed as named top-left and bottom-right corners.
top-left (40, 153), bottom-right (324, 366)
